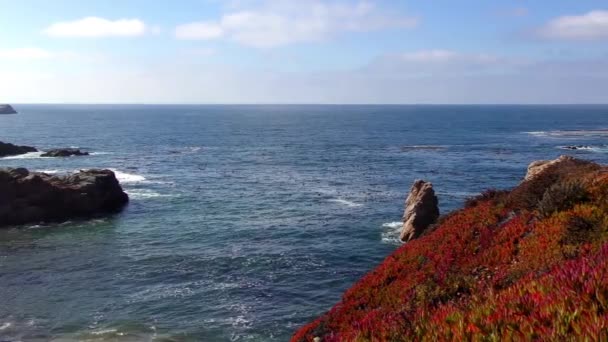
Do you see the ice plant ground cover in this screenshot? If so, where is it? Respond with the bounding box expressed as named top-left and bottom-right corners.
top-left (293, 157), bottom-right (608, 341)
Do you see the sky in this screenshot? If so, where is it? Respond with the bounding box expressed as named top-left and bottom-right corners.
top-left (1, 0), bottom-right (607, 104)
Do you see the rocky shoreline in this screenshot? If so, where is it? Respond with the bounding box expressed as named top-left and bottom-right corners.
top-left (0, 168), bottom-right (129, 228)
top-left (0, 139), bottom-right (128, 228)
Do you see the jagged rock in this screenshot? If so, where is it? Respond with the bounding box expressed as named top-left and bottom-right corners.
top-left (0, 104), bottom-right (17, 114)
top-left (401, 180), bottom-right (440, 242)
top-left (524, 155), bottom-right (575, 181)
top-left (41, 148), bottom-right (89, 157)
top-left (0, 141), bottom-right (37, 157)
top-left (0, 168), bottom-right (129, 227)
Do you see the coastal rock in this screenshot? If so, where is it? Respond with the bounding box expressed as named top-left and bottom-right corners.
top-left (41, 148), bottom-right (90, 157)
top-left (400, 180), bottom-right (440, 242)
top-left (0, 141), bottom-right (37, 157)
top-left (0, 104), bottom-right (17, 114)
top-left (0, 168), bottom-right (129, 227)
top-left (562, 145), bottom-right (591, 150)
top-left (524, 155), bottom-right (575, 181)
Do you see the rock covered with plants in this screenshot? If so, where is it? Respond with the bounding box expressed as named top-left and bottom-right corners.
top-left (293, 156), bottom-right (608, 341)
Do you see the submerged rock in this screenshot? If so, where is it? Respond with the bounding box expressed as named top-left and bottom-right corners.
top-left (0, 168), bottom-right (129, 227)
top-left (0, 141), bottom-right (37, 157)
top-left (400, 180), bottom-right (440, 242)
top-left (0, 104), bottom-right (17, 114)
top-left (41, 148), bottom-right (90, 157)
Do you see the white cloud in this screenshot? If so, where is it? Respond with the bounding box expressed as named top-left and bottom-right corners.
top-left (175, 0), bottom-right (418, 47)
top-left (0, 47), bottom-right (53, 59)
top-left (43, 17), bottom-right (148, 38)
top-left (537, 10), bottom-right (608, 41)
top-left (4, 48), bottom-right (606, 104)
top-left (175, 22), bottom-right (224, 40)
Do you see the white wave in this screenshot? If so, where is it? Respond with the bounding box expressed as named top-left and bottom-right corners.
top-left (0, 322), bottom-right (12, 330)
top-left (525, 131), bottom-right (548, 137)
top-left (526, 130), bottom-right (608, 137)
top-left (126, 189), bottom-right (176, 200)
top-left (1, 151), bottom-right (44, 159)
top-left (90, 328), bottom-right (119, 336)
top-left (381, 221), bottom-right (403, 245)
top-left (109, 169), bottom-right (147, 183)
top-left (89, 151), bottom-right (112, 155)
top-left (382, 221), bottom-right (402, 229)
top-left (35, 169), bottom-right (61, 174)
top-left (559, 145), bottom-right (608, 153)
top-left (328, 198), bottom-right (362, 207)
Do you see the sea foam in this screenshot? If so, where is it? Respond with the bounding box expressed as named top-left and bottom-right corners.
top-left (328, 198), bottom-right (363, 207)
top-left (381, 221), bottom-right (403, 245)
top-left (110, 169), bottom-right (147, 183)
top-left (1, 151), bottom-right (44, 159)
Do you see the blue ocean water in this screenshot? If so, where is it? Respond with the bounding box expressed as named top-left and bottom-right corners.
top-left (0, 105), bottom-right (607, 341)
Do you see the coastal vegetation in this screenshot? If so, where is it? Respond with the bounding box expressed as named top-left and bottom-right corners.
top-left (293, 156), bottom-right (608, 341)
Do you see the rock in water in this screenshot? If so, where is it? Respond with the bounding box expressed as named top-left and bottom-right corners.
top-left (0, 141), bottom-right (37, 157)
top-left (400, 180), bottom-right (440, 242)
top-left (0, 104), bottom-right (17, 114)
top-left (41, 148), bottom-right (90, 157)
top-left (0, 168), bottom-right (129, 227)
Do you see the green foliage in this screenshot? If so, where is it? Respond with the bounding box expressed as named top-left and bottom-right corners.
top-left (538, 181), bottom-right (589, 218)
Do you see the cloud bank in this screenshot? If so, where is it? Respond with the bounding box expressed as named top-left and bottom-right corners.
top-left (175, 0), bottom-right (418, 47)
top-left (536, 10), bottom-right (608, 41)
top-left (43, 17), bottom-right (148, 38)
top-left (2, 48), bottom-right (607, 104)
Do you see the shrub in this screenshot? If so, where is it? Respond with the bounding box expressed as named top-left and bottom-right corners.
top-left (537, 181), bottom-right (590, 218)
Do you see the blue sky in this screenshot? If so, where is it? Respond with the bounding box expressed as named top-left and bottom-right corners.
top-left (1, 0), bottom-right (607, 103)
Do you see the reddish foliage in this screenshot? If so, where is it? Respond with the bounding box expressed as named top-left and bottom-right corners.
top-left (292, 159), bottom-right (608, 341)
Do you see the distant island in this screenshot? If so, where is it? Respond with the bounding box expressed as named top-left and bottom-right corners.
top-left (0, 104), bottom-right (17, 114)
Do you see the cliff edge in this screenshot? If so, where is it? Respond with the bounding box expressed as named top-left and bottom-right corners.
top-left (293, 156), bottom-right (608, 341)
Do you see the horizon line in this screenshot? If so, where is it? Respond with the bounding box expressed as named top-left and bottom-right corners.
top-left (8, 103), bottom-right (608, 106)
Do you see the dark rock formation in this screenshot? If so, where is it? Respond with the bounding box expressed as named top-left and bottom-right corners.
top-left (41, 148), bottom-right (90, 157)
top-left (0, 104), bottom-right (17, 114)
top-left (400, 180), bottom-right (440, 242)
top-left (0, 141), bottom-right (37, 157)
top-left (0, 168), bottom-right (129, 227)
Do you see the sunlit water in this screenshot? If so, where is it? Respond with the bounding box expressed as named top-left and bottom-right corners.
top-left (1, 105), bottom-right (607, 341)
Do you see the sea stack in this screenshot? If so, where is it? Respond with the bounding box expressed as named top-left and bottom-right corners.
top-left (400, 179), bottom-right (440, 242)
top-left (0, 168), bottom-right (129, 227)
top-left (0, 104), bottom-right (17, 114)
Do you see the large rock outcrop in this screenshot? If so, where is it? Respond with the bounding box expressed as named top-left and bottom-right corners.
top-left (0, 168), bottom-right (129, 227)
top-left (524, 155), bottom-right (575, 181)
top-left (41, 148), bottom-right (90, 157)
top-left (400, 179), bottom-right (440, 242)
top-left (0, 141), bottom-right (37, 157)
top-left (0, 104), bottom-right (17, 114)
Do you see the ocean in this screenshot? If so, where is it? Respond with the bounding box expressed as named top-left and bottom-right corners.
top-left (1, 105), bottom-right (607, 341)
